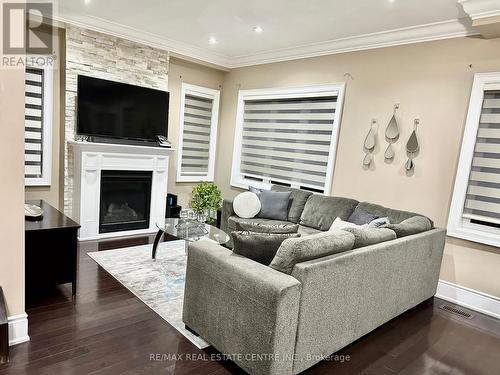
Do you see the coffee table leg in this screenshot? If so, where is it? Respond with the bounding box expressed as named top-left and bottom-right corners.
top-left (152, 230), bottom-right (164, 260)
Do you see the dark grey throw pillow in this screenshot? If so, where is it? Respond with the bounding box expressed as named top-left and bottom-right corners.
top-left (258, 190), bottom-right (291, 221)
top-left (237, 221), bottom-right (299, 234)
top-left (347, 207), bottom-right (379, 225)
top-left (232, 231), bottom-right (300, 265)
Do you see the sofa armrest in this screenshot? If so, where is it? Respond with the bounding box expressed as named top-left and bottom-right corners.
top-left (183, 239), bottom-right (301, 375)
top-left (220, 198), bottom-right (234, 237)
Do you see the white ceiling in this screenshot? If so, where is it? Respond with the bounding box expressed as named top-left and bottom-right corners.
top-left (58, 0), bottom-right (475, 68)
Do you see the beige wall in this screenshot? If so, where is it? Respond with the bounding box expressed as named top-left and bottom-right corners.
top-left (0, 1), bottom-right (26, 316)
top-left (167, 58), bottom-right (225, 206)
top-left (216, 36), bottom-right (500, 298)
top-left (24, 28), bottom-right (64, 209)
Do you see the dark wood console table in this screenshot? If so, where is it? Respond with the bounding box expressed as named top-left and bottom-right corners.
top-left (25, 200), bottom-right (80, 305)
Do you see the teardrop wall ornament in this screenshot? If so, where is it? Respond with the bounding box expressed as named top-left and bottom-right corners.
top-left (363, 119), bottom-right (377, 167)
top-left (385, 104), bottom-right (400, 141)
top-left (363, 153), bottom-right (373, 166)
top-left (384, 104), bottom-right (400, 162)
top-left (364, 127), bottom-right (376, 150)
top-left (405, 158), bottom-right (414, 171)
top-left (384, 143), bottom-right (394, 160)
top-left (385, 115), bottom-right (399, 140)
top-left (406, 118), bottom-right (420, 154)
top-left (405, 118), bottom-right (420, 173)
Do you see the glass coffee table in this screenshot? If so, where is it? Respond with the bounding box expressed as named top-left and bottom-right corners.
top-left (151, 218), bottom-right (230, 260)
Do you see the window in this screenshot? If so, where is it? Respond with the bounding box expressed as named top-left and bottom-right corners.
top-left (448, 72), bottom-right (500, 247)
top-left (176, 83), bottom-right (220, 182)
top-left (24, 63), bottom-right (53, 186)
top-left (230, 84), bottom-right (345, 194)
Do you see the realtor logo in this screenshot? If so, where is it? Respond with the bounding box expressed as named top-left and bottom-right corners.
top-left (2, 2), bottom-right (53, 55)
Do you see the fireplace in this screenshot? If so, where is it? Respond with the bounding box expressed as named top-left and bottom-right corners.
top-left (99, 170), bottom-right (153, 234)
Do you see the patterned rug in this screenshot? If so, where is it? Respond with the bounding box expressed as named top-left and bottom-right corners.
top-left (87, 240), bottom-right (210, 349)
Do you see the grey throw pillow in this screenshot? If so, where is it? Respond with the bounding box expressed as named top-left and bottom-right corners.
top-left (348, 207), bottom-right (379, 225)
top-left (232, 231), bottom-right (300, 265)
top-left (384, 216), bottom-right (432, 238)
top-left (271, 185), bottom-right (313, 223)
top-left (270, 230), bottom-right (355, 274)
top-left (237, 221), bottom-right (299, 234)
top-left (258, 190), bottom-right (291, 221)
top-left (343, 227), bottom-right (396, 248)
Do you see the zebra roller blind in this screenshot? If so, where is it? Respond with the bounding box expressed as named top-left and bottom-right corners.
top-left (177, 84), bottom-right (220, 182)
top-left (239, 94), bottom-right (338, 192)
top-left (463, 89), bottom-right (500, 226)
top-left (25, 67), bottom-right (44, 179)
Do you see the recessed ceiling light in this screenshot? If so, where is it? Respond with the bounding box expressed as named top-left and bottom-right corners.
top-left (208, 36), bottom-right (217, 45)
top-left (84, 0), bottom-right (91, 4)
top-left (253, 26), bottom-right (263, 33)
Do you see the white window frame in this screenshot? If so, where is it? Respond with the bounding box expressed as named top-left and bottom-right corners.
top-left (230, 83), bottom-right (345, 195)
top-left (448, 72), bottom-right (500, 247)
top-left (24, 60), bottom-right (53, 187)
top-left (176, 83), bottom-right (220, 182)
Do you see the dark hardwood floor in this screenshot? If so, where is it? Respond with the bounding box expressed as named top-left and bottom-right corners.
top-left (1, 235), bottom-right (499, 374)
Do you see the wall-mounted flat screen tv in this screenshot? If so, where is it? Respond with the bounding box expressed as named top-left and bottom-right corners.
top-left (77, 75), bottom-right (169, 142)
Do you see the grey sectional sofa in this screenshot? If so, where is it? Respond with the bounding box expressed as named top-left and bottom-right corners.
top-left (183, 186), bottom-right (446, 375)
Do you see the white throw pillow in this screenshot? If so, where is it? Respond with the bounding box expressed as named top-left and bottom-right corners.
top-left (233, 192), bottom-right (261, 219)
top-left (329, 217), bottom-right (367, 231)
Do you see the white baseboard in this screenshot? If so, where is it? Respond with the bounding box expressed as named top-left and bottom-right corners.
top-left (7, 313), bottom-right (29, 346)
top-left (436, 280), bottom-right (500, 320)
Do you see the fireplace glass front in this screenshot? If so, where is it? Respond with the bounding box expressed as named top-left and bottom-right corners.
top-left (99, 170), bottom-right (153, 233)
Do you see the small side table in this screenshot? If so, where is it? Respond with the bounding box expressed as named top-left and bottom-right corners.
top-left (25, 200), bottom-right (80, 305)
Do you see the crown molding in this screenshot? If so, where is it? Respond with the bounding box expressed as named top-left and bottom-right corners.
top-left (55, 11), bottom-right (233, 69)
top-left (458, 0), bottom-right (500, 20)
top-left (56, 12), bottom-right (478, 69)
top-left (230, 19), bottom-right (479, 67)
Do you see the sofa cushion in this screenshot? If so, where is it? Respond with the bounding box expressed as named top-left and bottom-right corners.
top-left (258, 190), bottom-right (291, 221)
top-left (237, 221), bottom-right (299, 234)
top-left (300, 195), bottom-right (359, 231)
top-left (355, 202), bottom-right (434, 227)
top-left (343, 227), bottom-right (397, 248)
top-left (270, 230), bottom-right (355, 274)
top-left (347, 207), bottom-right (379, 225)
top-left (297, 225), bottom-right (322, 237)
top-left (232, 231), bottom-right (300, 265)
top-left (384, 216), bottom-right (432, 238)
top-left (271, 185), bottom-right (313, 223)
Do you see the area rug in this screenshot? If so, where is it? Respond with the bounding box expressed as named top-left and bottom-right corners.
top-left (87, 240), bottom-right (210, 349)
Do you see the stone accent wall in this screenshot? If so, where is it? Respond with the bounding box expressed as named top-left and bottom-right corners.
top-left (64, 25), bottom-right (169, 217)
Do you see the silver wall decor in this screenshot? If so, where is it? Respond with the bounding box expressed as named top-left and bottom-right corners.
top-left (384, 104), bottom-right (400, 160)
top-left (363, 119), bottom-right (377, 166)
top-left (405, 118), bottom-right (420, 171)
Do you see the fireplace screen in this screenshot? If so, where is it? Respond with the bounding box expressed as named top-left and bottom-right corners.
top-left (99, 170), bottom-right (153, 233)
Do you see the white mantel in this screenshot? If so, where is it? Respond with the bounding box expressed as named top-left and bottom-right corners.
top-left (69, 141), bottom-right (175, 240)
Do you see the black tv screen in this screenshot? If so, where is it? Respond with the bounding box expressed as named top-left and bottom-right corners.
top-left (77, 75), bottom-right (169, 141)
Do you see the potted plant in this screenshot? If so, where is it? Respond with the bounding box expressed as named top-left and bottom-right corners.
top-left (190, 182), bottom-right (222, 224)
